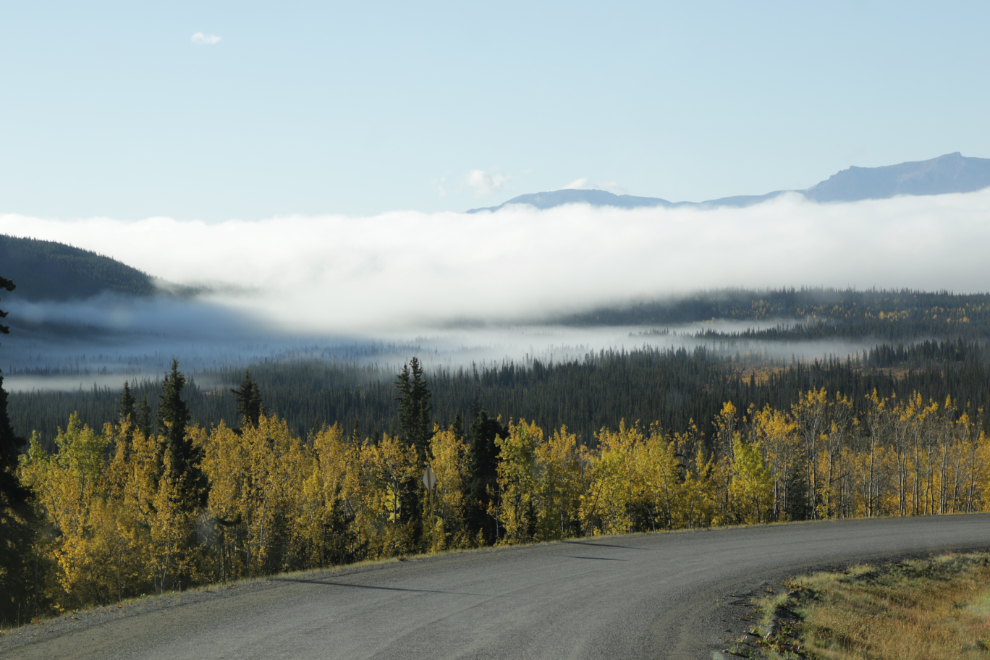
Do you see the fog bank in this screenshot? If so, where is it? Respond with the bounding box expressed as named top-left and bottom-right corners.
top-left (3, 190), bottom-right (990, 332)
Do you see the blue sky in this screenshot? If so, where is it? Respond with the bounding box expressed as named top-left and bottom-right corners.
top-left (3, 1), bottom-right (989, 221)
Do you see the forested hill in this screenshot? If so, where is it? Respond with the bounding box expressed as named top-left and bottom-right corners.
top-left (554, 287), bottom-right (990, 336)
top-left (0, 234), bottom-right (156, 301)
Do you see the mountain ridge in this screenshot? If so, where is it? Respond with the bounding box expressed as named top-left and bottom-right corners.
top-left (467, 152), bottom-right (990, 213)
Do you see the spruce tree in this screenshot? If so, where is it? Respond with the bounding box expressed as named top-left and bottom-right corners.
top-left (395, 357), bottom-right (432, 464)
top-left (394, 358), bottom-right (432, 547)
top-left (0, 276), bottom-right (26, 505)
top-left (230, 370), bottom-right (262, 428)
top-left (157, 360), bottom-right (204, 510)
top-left (118, 381), bottom-right (135, 423)
top-left (136, 395), bottom-right (152, 439)
top-left (0, 275), bottom-right (31, 626)
top-left (466, 409), bottom-right (506, 544)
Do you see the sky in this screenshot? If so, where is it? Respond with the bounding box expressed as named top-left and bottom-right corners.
top-left (3, 1), bottom-right (990, 221)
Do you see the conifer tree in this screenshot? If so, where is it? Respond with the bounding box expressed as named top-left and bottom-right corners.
top-left (394, 358), bottom-right (432, 548)
top-left (230, 370), bottom-right (263, 428)
top-left (0, 275), bottom-right (31, 625)
top-left (136, 396), bottom-right (152, 440)
top-left (0, 275), bottom-right (26, 504)
top-left (466, 409), bottom-right (506, 543)
top-left (395, 358), bottom-right (432, 464)
top-left (118, 381), bottom-right (135, 424)
top-left (0, 276), bottom-right (12, 335)
top-left (157, 360), bottom-right (204, 510)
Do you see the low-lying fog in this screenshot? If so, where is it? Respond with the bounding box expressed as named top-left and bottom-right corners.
top-left (2, 296), bottom-right (874, 392)
top-left (4, 190), bottom-right (986, 391)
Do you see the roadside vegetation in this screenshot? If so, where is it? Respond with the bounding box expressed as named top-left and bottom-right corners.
top-left (741, 553), bottom-right (990, 659)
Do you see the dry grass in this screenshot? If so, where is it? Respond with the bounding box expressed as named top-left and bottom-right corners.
top-left (770, 553), bottom-right (990, 659)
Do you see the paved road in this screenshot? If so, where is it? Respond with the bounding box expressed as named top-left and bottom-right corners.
top-left (5, 515), bottom-right (990, 659)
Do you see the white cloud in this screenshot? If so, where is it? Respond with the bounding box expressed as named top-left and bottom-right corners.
top-left (465, 169), bottom-right (510, 197)
top-left (563, 177), bottom-right (589, 189)
top-left (191, 32), bottom-right (222, 46)
top-left (433, 176), bottom-right (448, 198)
top-left (3, 190), bottom-right (990, 333)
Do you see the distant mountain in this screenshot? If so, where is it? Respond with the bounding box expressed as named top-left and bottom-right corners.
top-left (469, 189), bottom-right (677, 212)
top-left (802, 152), bottom-right (990, 202)
top-left (0, 234), bottom-right (157, 302)
top-left (467, 152), bottom-right (990, 213)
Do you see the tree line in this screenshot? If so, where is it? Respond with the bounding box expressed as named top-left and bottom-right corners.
top-left (3, 355), bottom-right (990, 625)
top-left (11, 340), bottom-right (990, 455)
top-left (557, 286), bottom-right (990, 332)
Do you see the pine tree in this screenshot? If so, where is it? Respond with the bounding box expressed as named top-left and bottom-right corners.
top-left (0, 275), bottom-right (32, 625)
top-left (0, 275), bottom-right (26, 504)
top-left (395, 358), bottom-right (432, 464)
top-left (136, 396), bottom-right (152, 440)
top-left (156, 360), bottom-right (203, 511)
top-left (0, 276), bottom-right (13, 335)
top-left (230, 370), bottom-right (262, 428)
top-left (118, 381), bottom-right (135, 424)
top-left (466, 409), bottom-right (506, 543)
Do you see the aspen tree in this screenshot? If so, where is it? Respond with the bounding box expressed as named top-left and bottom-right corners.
top-left (581, 422), bottom-right (638, 536)
top-left (863, 391), bottom-right (893, 517)
top-left (636, 425), bottom-right (683, 531)
top-left (427, 425), bottom-right (471, 549)
top-left (729, 437), bottom-right (773, 524)
top-left (748, 405), bottom-right (800, 521)
top-left (710, 403), bottom-right (740, 524)
top-left (361, 433), bottom-right (419, 556)
top-left (18, 416), bottom-right (107, 608)
top-left (818, 393), bottom-right (854, 519)
top-left (298, 423), bottom-right (360, 568)
top-left (491, 421), bottom-right (540, 544)
top-left (792, 389), bottom-right (829, 519)
top-left (532, 426), bottom-right (585, 541)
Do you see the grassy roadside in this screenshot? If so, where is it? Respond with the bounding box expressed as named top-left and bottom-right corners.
top-left (736, 552), bottom-right (990, 659)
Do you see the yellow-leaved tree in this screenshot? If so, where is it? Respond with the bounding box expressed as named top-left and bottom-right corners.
top-left (297, 423), bottom-right (361, 569)
top-left (581, 422), bottom-right (640, 536)
top-left (532, 425), bottom-right (585, 541)
top-left (359, 433), bottom-right (419, 557)
top-left (200, 415), bottom-right (304, 578)
top-left (491, 421), bottom-right (540, 544)
top-left (426, 425), bottom-right (471, 551)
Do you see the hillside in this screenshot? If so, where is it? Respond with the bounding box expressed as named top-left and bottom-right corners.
top-left (469, 152), bottom-right (990, 212)
top-left (0, 234), bottom-right (156, 302)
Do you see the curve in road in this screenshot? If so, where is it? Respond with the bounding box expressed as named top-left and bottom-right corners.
top-left (4, 515), bottom-right (989, 659)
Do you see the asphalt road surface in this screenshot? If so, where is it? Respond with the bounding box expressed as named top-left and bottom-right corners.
top-left (5, 515), bottom-right (990, 659)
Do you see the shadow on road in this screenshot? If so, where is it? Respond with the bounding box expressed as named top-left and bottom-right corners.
top-left (562, 540), bottom-right (643, 550)
top-left (274, 577), bottom-right (482, 597)
top-left (565, 556), bottom-right (628, 561)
